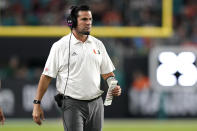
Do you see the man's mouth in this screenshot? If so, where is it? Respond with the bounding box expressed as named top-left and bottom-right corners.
top-left (85, 26), bottom-right (91, 29)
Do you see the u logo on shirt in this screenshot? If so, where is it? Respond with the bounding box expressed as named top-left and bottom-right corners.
top-left (93, 49), bottom-right (100, 55)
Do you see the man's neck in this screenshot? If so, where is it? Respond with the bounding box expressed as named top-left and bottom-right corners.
top-left (72, 30), bottom-right (88, 43)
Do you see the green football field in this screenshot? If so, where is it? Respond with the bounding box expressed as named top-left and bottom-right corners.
top-left (1, 119), bottom-right (197, 131)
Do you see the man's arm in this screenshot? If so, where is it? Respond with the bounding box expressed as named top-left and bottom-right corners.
top-left (102, 72), bottom-right (115, 80)
top-left (102, 72), bottom-right (121, 96)
top-left (32, 74), bottom-right (52, 125)
top-left (0, 107), bottom-right (5, 125)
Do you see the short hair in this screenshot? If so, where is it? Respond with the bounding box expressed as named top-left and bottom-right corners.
top-left (67, 5), bottom-right (91, 28)
top-left (70, 5), bottom-right (91, 19)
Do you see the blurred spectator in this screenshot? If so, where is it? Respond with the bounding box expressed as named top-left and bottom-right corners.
top-left (132, 37), bottom-right (153, 55)
top-left (32, 67), bottom-right (43, 79)
top-left (131, 70), bottom-right (150, 91)
top-left (15, 65), bottom-right (29, 80)
top-left (0, 0), bottom-right (163, 26)
top-left (0, 0), bottom-right (68, 26)
top-left (41, 0), bottom-right (65, 25)
top-left (129, 71), bottom-right (150, 114)
top-left (0, 56), bottom-right (20, 79)
top-left (191, 25), bottom-right (197, 43)
top-left (0, 0), bottom-right (8, 10)
top-left (0, 56), bottom-right (41, 80)
top-left (90, 0), bottom-right (109, 25)
top-left (102, 9), bottom-right (122, 26)
top-left (13, 3), bottom-right (25, 25)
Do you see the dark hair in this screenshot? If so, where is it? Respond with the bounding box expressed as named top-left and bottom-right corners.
top-left (70, 5), bottom-right (90, 19)
top-left (67, 5), bottom-right (91, 28)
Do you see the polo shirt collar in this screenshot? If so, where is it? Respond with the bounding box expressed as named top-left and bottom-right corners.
top-left (70, 33), bottom-right (92, 44)
top-left (84, 36), bottom-right (92, 44)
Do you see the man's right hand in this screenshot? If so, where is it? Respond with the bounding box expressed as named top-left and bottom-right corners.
top-left (32, 104), bottom-right (45, 125)
top-left (0, 108), bottom-right (5, 125)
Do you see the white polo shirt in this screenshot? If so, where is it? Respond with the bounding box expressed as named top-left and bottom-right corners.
top-left (42, 33), bottom-right (115, 100)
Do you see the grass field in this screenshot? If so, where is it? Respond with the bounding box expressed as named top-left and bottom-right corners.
top-left (1, 119), bottom-right (197, 131)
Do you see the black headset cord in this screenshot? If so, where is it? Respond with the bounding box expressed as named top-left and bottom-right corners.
top-left (63, 32), bottom-right (72, 105)
top-left (62, 32), bottom-right (72, 131)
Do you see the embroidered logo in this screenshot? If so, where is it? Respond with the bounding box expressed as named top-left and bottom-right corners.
top-left (93, 49), bottom-right (100, 54)
top-left (72, 52), bottom-right (77, 56)
top-left (45, 68), bottom-right (49, 72)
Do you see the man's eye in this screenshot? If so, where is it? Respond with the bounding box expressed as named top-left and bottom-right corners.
top-left (81, 18), bottom-right (92, 21)
top-left (82, 18), bottom-right (87, 21)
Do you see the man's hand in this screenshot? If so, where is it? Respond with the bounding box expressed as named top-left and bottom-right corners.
top-left (32, 104), bottom-right (45, 125)
top-left (112, 85), bottom-right (121, 96)
top-left (0, 108), bottom-right (5, 125)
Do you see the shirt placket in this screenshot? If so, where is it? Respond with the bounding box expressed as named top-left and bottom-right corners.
top-left (82, 43), bottom-right (87, 57)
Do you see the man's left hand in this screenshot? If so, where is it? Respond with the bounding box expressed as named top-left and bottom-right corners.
top-left (112, 86), bottom-right (121, 96)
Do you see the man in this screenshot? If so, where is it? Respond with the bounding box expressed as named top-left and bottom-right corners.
top-left (32, 5), bottom-right (121, 131)
top-left (0, 107), bottom-right (5, 125)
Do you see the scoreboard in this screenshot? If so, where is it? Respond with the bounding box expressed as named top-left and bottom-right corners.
top-left (149, 46), bottom-right (197, 91)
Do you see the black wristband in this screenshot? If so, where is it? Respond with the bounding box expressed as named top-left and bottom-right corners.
top-left (33, 100), bottom-right (41, 104)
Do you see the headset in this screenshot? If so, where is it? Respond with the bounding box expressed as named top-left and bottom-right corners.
top-left (62, 6), bottom-right (78, 98)
top-left (66, 6), bottom-right (78, 29)
top-left (63, 6), bottom-right (81, 96)
top-left (63, 5), bottom-right (88, 97)
top-left (60, 7), bottom-right (78, 128)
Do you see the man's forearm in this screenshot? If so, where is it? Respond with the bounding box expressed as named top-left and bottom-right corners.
top-left (102, 72), bottom-right (115, 80)
top-left (35, 75), bottom-right (52, 101)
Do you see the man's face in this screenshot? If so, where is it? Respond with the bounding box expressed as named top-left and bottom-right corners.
top-left (76, 11), bottom-right (92, 35)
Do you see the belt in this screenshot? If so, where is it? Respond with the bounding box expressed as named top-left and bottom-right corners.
top-left (64, 95), bottom-right (101, 102)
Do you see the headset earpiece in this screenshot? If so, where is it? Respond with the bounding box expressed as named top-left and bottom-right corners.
top-left (67, 16), bottom-right (73, 29)
top-left (67, 6), bottom-right (78, 29)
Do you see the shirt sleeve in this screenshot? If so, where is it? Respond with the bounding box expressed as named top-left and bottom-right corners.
top-left (42, 43), bottom-right (59, 78)
top-left (100, 41), bottom-right (115, 74)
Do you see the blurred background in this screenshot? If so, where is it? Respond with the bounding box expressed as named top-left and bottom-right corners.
top-left (0, 0), bottom-right (197, 130)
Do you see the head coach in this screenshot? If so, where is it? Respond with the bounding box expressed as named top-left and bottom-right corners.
top-left (32, 5), bottom-right (121, 131)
